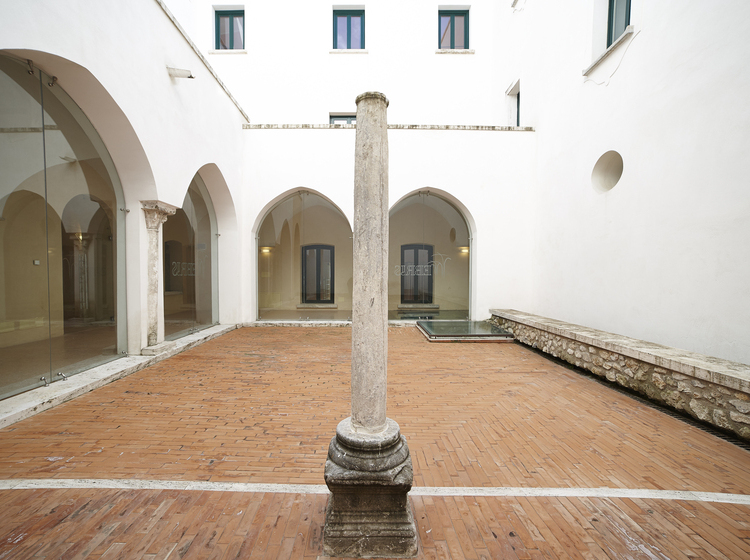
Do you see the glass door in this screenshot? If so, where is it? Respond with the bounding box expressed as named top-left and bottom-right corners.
top-left (0, 55), bottom-right (124, 400)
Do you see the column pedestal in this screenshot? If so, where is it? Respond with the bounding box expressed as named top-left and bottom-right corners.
top-left (323, 418), bottom-right (418, 558)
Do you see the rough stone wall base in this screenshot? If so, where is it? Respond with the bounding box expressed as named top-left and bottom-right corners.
top-left (490, 315), bottom-right (750, 440)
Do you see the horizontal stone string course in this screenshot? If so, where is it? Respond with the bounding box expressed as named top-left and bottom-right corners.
top-left (489, 309), bottom-right (750, 440)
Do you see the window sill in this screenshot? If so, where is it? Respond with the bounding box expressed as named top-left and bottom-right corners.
top-left (583, 25), bottom-right (634, 76)
top-left (329, 49), bottom-right (368, 54)
top-left (398, 304), bottom-right (440, 310)
top-left (297, 303), bottom-right (338, 309)
top-left (208, 49), bottom-right (247, 55)
top-left (435, 49), bottom-right (475, 55)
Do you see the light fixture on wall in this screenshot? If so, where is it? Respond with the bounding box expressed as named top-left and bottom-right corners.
top-left (260, 247), bottom-right (272, 254)
top-left (459, 247), bottom-right (469, 254)
top-left (167, 67), bottom-right (194, 79)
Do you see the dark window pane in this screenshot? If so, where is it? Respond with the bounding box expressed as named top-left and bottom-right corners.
top-left (337, 16), bottom-right (348, 48)
top-left (440, 16), bottom-right (452, 48)
top-left (233, 16), bottom-right (244, 49)
top-left (320, 249), bottom-right (331, 301)
top-left (454, 15), bottom-right (465, 49)
top-left (350, 16), bottom-right (361, 48)
top-left (305, 249), bottom-right (317, 301)
top-left (219, 16), bottom-right (230, 49)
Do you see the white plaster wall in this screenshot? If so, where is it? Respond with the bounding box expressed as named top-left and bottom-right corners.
top-left (512, 0), bottom-right (750, 363)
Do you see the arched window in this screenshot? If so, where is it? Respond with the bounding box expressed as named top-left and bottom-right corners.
top-left (389, 192), bottom-right (470, 320)
top-left (257, 191), bottom-right (352, 321)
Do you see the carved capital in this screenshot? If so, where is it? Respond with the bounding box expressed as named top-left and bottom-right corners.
top-left (141, 200), bottom-right (177, 230)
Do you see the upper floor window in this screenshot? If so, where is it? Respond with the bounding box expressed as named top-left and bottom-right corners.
top-left (216, 10), bottom-right (244, 49)
top-left (439, 10), bottom-right (469, 49)
top-left (607, 0), bottom-right (630, 47)
top-left (334, 10), bottom-right (365, 49)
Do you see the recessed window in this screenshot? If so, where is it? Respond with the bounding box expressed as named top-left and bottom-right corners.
top-left (607, 0), bottom-right (630, 47)
top-left (333, 10), bottom-right (365, 49)
top-left (302, 245), bottom-right (335, 303)
top-left (439, 10), bottom-right (469, 49)
top-left (401, 244), bottom-right (434, 304)
top-left (330, 114), bottom-right (356, 124)
top-left (215, 10), bottom-right (244, 49)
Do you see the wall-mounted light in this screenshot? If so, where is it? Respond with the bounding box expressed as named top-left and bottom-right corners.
top-left (167, 67), bottom-right (194, 79)
top-left (459, 247), bottom-right (469, 253)
top-left (260, 247), bottom-right (272, 254)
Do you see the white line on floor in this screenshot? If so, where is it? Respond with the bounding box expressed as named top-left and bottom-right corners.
top-left (0, 479), bottom-right (749, 505)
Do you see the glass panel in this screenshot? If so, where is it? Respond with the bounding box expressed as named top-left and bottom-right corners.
top-left (337, 16), bottom-right (348, 48)
top-left (257, 192), bottom-right (352, 320)
top-left (1, 55), bottom-right (123, 399)
top-left (440, 16), bottom-right (452, 48)
top-left (320, 248), bottom-right (331, 301)
top-left (0, 58), bottom-right (51, 399)
top-left (233, 16), bottom-right (244, 49)
top-left (163, 179), bottom-right (213, 340)
top-left (350, 16), bottom-right (362, 49)
top-left (611, 0), bottom-right (629, 44)
top-left (305, 248), bottom-right (317, 301)
top-left (402, 249), bottom-right (415, 302)
top-left (389, 193), bottom-right (470, 320)
top-left (163, 208), bottom-right (194, 340)
top-left (417, 248), bottom-right (430, 302)
top-left (219, 16), bottom-right (230, 49)
top-left (454, 15), bottom-right (465, 49)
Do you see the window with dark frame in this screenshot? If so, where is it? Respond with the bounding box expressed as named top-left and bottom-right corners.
top-left (215, 10), bottom-right (245, 49)
top-left (302, 245), bottom-right (335, 304)
top-left (400, 244), bottom-right (434, 304)
top-left (607, 0), bottom-right (631, 47)
top-left (439, 10), bottom-right (469, 49)
top-left (333, 10), bottom-right (365, 49)
top-left (330, 114), bottom-right (356, 124)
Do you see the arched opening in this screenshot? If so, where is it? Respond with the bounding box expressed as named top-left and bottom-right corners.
top-left (163, 174), bottom-right (217, 340)
top-left (256, 190), bottom-right (353, 321)
top-left (389, 191), bottom-right (471, 320)
top-left (0, 54), bottom-right (124, 399)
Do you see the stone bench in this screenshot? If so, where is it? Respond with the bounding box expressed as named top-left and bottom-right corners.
top-left (489, 309), bottom-right (750, 440)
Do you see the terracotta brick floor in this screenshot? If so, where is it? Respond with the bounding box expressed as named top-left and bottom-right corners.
top-left (1, 327), bottom-right (749, 558)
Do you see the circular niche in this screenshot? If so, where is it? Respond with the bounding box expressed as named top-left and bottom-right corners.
top-left (591, 150), bottom-right (624, 193)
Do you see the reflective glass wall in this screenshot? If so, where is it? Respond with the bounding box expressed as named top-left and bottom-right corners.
top-left (163, 177), bottom-right (216, 340)
top-left (257, 191), bottom-right (353, 320)
top-left (389, 192), bottom-right (470, 320)
top-left (0, 55), bottom-right (124, 399)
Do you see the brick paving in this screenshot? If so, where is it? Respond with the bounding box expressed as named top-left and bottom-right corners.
top-left (1, 326), bottom-right (749, 558)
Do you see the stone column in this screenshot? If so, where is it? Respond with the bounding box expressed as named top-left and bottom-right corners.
top-left (141, 200), bottom-right (176, 348)
top-left (323, 92), bottom-right (418, 558)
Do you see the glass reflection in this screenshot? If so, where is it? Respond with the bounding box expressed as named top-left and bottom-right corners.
top-left (258, 192), bottom-right (352, 320)
top-left (389, 193), bottom-right (470, 320)
top-left (0, 55), bottom-right (122, 400)
top-left (163, 178), bottom-right (214, 340)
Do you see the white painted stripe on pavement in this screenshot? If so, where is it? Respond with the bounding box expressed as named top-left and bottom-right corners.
top-left (1, 479), bottom-right (749, 505)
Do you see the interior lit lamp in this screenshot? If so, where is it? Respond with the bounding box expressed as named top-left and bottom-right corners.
top-left (167, 67), bottom-right (194, 79)
top-left (260, 247), bottom-right (271, 254)
top-left (459, 247), bottom-right (469, 253)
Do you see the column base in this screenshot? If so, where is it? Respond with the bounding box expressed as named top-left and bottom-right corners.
top-left (323, 417), bottom-right (418, 558)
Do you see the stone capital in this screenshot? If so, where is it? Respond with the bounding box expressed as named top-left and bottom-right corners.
top-left (141, 200), bottom-right (177, 230)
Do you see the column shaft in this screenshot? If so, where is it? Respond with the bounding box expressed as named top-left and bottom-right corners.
top-left (351, 92), bottom-right (390, 432)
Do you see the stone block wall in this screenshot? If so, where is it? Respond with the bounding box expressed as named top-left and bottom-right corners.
top-left (489, 310), bottom-right (750, 440)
